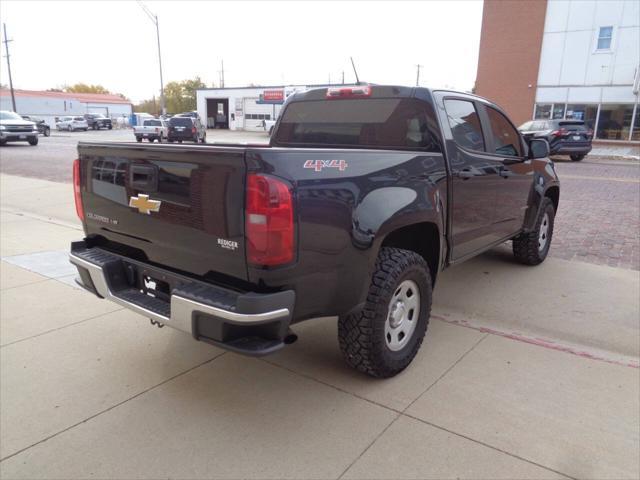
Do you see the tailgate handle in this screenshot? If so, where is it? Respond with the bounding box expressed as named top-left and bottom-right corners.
top-left (130, 164), bottom-right (158, 192)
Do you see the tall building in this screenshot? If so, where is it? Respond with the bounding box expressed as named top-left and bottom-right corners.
top-left (476, 0), bottom-right (640, 143)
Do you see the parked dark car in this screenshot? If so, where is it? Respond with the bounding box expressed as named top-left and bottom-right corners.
top-left (519, 119), bottom-right (592, 161)
top-left (70, 85), bottom-right (559, 378)
top-left (84, 114), bottom-right (113, 130)
top-left (167, 116), bottom-right (206, 143)
top-left (21, 115), bottom-right (50, 136)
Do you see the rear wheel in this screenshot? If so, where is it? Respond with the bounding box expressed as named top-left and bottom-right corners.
top-left (136, 136), bottom-right (142, 143)
top-left (338, 247), bottom-right (432, 378)
top-left (513, 197), bottom-right (555, 265)
top-left (570, 154), bottom-right (585, 161)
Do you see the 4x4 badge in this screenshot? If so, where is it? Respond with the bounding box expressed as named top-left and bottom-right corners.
top-left (129, 194), bottom-right (161, 215)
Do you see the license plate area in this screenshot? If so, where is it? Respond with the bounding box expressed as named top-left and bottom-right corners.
top-left (121, 261), bottom-right (177, 303)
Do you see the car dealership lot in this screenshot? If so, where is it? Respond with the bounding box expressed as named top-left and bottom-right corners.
top-left (0, 138), bottom-right (639, 479)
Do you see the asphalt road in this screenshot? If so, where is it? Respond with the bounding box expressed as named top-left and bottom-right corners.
top-left (1, 131), bottom-right (638, 269)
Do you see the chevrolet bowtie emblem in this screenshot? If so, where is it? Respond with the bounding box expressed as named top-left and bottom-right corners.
top-left (129, 194), bottom-right (161, 215)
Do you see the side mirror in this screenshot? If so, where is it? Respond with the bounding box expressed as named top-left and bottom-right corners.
top-left (529, 138), bottom-right (550, 159)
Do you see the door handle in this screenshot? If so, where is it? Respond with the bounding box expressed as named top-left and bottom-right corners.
top-left (499, 167), bottom-right (510, 178)
top-left (456, 170), bottom-right (474, 180)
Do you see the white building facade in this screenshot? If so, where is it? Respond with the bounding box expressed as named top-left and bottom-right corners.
top-left (196, 84), bottom-right (353, 131)
top-left (534, 0), bottom-right (640, 142)
top-left (0, 89), bottom-right (133, 127)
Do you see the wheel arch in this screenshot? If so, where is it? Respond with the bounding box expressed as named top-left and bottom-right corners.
top-left (379, 221), bottom-right (441, 286)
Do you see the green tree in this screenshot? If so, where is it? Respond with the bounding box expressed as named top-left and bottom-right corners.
top-left (133, 97), bottom-right (160, 115)
top-left (65, 83), bottom-right (111, 94)
top-left (164, 77), bottom-right (206, 113)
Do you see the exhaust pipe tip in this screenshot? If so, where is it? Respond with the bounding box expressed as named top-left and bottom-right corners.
top-left (284, 330), bottom-right (298, 345)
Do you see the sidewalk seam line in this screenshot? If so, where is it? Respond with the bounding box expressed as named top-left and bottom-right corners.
top-left (0, 352), bottom-right (227, 463)
top-left (402, 413), bottom-right (576, 480)
top-left (0, 308), bottom-right (125, 349)
top-left (337, 333), bottom-right (489, 479)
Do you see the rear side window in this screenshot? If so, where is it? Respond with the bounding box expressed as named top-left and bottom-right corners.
top-left (274, 98), bottom-right (440, 151)
top-left (443, 99), bottom-right (485, 151)
top-left (169, 117), bottom-right (193, 127)
top-left (559, 121), bottom-right (587, 131)
top-left (74, 117), bottom-right (84, 121)
top-left (144, 120), bottom-right (162, 126)
top-left (485, 107), bottom-right (522, 157)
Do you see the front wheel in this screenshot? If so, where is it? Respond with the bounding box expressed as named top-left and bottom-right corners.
top-left (135, 136), bottom-right (142, 143)
top-left (338, 247), bottom-right (432, 378)
top-left (570, 154), bottom-right (585, 161)
top-left (44, 127), bottom-right (50, 137)
top-left (513, 197), bottom-right (555, 265)
top-left (28, 136), bottom-right (38, 146)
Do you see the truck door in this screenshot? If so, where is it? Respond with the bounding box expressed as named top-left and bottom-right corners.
top-left (440, 97), bottom-right (504, 261)
top-left (478, 104), bottom-right (533, 240)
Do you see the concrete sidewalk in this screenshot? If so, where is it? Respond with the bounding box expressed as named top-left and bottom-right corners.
top-left (1, 174), bottom-right (639, 479)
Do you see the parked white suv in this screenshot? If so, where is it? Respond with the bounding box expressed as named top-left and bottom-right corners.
top-left (56, 116), bottom-right (89, 132)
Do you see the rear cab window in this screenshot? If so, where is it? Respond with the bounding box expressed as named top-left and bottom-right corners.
top-left (144, 120), bottom-right (162, 127)
top-left (273, 97), bottom-right (441, 151)
top-left (169, 117), bottom-right (193, 127)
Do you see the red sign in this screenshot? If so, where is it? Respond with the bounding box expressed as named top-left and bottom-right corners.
top-left (263, 90), bottom-right (284, 101)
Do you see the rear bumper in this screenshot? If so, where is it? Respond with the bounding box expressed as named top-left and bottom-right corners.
top-left (551, 144), bottom-right (592, 155)
top-left (69, 241), bottom-right (295, 356)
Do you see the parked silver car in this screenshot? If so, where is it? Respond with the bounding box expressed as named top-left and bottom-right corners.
top-left (56, 116), bottom-right (89, 132)
top-left (0, 110), bottom-right (39, 146)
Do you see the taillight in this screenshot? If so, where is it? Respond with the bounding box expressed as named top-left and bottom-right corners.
top-left (326, 85), bottom-right (372, 99)
top-left (73, 159), bottom-right (84, 221)
top-left (551, 128), bottom-right (568, 137)
top-left (192, 126), bottom-right (197, 134)
top-left (245, 173), bottom-right (294, 266)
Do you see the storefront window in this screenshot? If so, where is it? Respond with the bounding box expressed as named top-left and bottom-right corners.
top-left (535, 104), bottom-right (552, 119)
top-left (596, 104), bottom-right (634, 140)
top-left (552, 104), bottom-right (565, 119)
top-left (566, 104), bottom-right (598, 130)
top-left (631, 106), bottom-right (640, 142)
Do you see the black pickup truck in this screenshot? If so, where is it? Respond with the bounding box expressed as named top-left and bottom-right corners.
top-left (70, 86), bottom-right (559, 378)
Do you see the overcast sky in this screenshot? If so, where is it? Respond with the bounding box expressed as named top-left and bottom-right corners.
top-left (0, 0), bottom-right (484, 103)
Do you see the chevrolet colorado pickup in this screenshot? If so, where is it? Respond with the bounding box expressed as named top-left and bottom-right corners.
top-left (70, 86), bottom-right (559, 378)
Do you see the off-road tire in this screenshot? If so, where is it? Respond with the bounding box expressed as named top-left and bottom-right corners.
top-left (338, 247), bottom-right (432, 378)
top-left (513, 197), bottom-right (555, 265)
top-left (570, 154), bottom-right (585, 161)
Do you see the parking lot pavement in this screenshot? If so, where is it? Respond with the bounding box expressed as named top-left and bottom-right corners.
top-left (1, 174), bottom-right (638, 479)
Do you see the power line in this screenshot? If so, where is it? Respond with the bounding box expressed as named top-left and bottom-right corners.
top-left (2, 23), bottom-right (16, 112)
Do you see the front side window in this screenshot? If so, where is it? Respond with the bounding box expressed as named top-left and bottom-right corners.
top-left (597, 26), bottom-right (613, 50)
top-left (485, 107), bottom-right (522, 157)
top-left (443, 99), bottom-right (485, 152)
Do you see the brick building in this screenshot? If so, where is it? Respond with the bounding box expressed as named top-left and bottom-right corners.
top-left (476, 0), bottom-right (640, 143)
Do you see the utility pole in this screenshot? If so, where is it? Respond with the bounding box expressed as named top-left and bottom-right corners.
top-left (138, 2), bottom-right (165, 115)
top-left (341, 71), bottom-right (344, 84)
top-left (415, 64), bottom-right (423, 87)
top-left (220, 59), bottom-right (225, 88)
top-left (2, 24), bottom-right (16, 112)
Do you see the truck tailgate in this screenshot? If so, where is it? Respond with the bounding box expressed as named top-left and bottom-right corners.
top-left (78, 143), bottom-right (248, 281)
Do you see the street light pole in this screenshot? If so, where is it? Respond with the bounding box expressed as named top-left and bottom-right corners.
top-left (139, 2), bottom-right (165, 115)
top-left (154, 15), bottom-right (165, 115)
